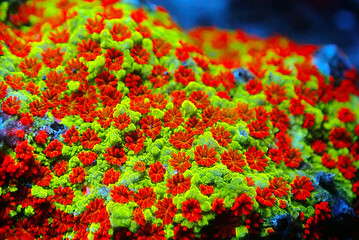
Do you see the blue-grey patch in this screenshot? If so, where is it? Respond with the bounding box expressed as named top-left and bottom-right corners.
top-left (313, 44), bottom-right (352, 82)
top-left (50, 122), bottom-right (65, 132)
top-left (331, 197), bottom-right (354, 218)
top-left (0, 114), bottom-right (4, 146)
top-left (237, 130), bottom-right (248, 138)
top-left (123, 0), bottom-right (157, 11)
top-left (99, 186), bottom-right (111, 197)
top-left (232, 68), bottom-right (254, 84)
top-left (271, 214), bottom-right (291, 237)
top-left (315, 171), bottom-right (334, 185)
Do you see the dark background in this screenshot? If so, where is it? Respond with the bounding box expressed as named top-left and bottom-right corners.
top-left (149, 0), bottom-right (359, 69)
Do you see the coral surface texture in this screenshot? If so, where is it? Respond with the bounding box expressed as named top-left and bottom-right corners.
top-left (0, 0), bottom-right (358, 239)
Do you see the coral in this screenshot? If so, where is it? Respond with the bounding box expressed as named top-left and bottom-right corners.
top-left (220, 147), bottom-right (246, 172)
top-left (268, 176), bottom-right (289, 197)
top-left (134, 186), bottom-right (156, 209)
top-left (62, 125), bottom-right (80, 146)
top-left (133, 207), bottom-right (146, 226)
top-left (169, 151), bottom-right (192, 173)
top-left (103, 168), bottom-right (120, 185)
top-left (255, 186), bottom-right (276, 207)
top-left (125, 129), bottom-right (145, 154)
top-left (163, 108), bottom-right (184, 129)
top-left (104, 146), bottom-right (127, 166)
top-left (169, 131), bottom-right (194, 149)
top-left (154, 197), bottom-right (177, 225)
top-left (174, 66), bottom-right (196, 86)
top-left (69, 167), bottom-right (86, 184)
top-left (78, 151), bottom-right (97, 166)
top-left (104, 47), bottom-right (124, 71)
top-left (53, 186), bottom-right (75, 206)
top-left (77, 39), bottom-right (102, 61)
top-left (210, 125), bottom-right (232, 147)
top-left (43, 139), bottom-right (63, 158)
top-left (0, 1), bottom-right (358, 239)
top-left (181, 198), bottom-right (202, 223)
top-left (111, 185), bottom-right (134, 204)
top-left (148, 161), bottom-right (165, 183)
top-left (2, 96), bottom-right (21, 115)
top-left (148, 65), bottom-right (169, 88)
top-left (173, 224), bottom-right (195, 240)
top-left (140, 115), bottom-right (162, 140)
top-left (194, 144), bottom-right (218, 167)
top-left (110, 23), bottom-right (131, 42)
top-left (41, 47), bottom-right (64, 69)
top-left (245, 146), bottom-right (268, 171)
top-left (166, 173), bottom-right (191, 196)
top-left (18, 57), bottom-right (41, 78)
top-left (231, 193), bottom-right (254, 216)
top-left (290, 175), bottom-right (314, 201)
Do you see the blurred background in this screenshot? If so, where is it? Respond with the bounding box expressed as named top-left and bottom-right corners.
top-left (3, 0), bottom-right (359, 68)
top-left (149, 0), bottom-right (359, 69)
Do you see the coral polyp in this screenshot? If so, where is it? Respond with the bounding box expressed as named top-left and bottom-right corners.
top-left (0, 0), bottom-right (358, 239)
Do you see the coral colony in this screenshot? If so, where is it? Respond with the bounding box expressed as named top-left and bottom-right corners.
top-left (0, 0), bottom-right (359, 239)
